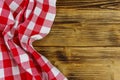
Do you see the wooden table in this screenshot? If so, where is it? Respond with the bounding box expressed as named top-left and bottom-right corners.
top-left (33, 0), bottom-right (120, 80)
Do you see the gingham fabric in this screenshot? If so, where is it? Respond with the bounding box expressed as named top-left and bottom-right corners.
top-left (0, 0), bottom-right (67, 80)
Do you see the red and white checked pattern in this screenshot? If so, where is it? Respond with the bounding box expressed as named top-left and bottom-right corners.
top-left (0, 0), bottom-right (67, 80)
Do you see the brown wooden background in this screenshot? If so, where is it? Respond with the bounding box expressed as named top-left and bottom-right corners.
top-left (33, 0), bottom-right (120, 80)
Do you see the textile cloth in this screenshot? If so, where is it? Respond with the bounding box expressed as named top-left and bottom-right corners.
top-left (0, 0), bottom-right (67, 80)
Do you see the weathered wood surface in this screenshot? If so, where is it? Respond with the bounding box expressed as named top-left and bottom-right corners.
top-left (34, 47), bottom-right (120, 80)
top-left (33, 0), bottom-right (120, 80)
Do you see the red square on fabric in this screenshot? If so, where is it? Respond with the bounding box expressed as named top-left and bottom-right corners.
top-left (1, 44), bottom-right (7, 52)
top-left (3, 2), bottom-right (9, 10)
top-left (18, 25), bottom-right (26, 34)
top-left (42, 64), bottom-right (50, 72)
top-left (52, 78), bottom-right (57, 80)
top-left (43, 4), bottom-right (49, 12)
top-left (3, 59), bottom-right (12, 68)
top-left (11, 48), bottom-right (18, 57)
top-left (20, 73), bottom-right (26, 80)
top-left (0, 16), bottom-right (8, 24)
top-left (5, 76), bottom-right (14, 80)
top-left (36, 17), bottom-right (44, 25)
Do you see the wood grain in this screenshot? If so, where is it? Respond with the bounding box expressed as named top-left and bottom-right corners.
top-left (34, 47), bottom-right (120, 80)
top-left (32, 0), bottom-right (120, 80)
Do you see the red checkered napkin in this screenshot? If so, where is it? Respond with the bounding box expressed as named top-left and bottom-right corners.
top-left (0, 0), bottom-right (67, 80)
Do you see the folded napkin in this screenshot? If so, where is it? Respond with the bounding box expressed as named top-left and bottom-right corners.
top-left (0, 0), bottom-right (67, 80)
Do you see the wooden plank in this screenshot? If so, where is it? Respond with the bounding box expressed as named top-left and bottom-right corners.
top-left (34, 47), bottom-right (120, 80)
top-left (33, 0), bottom-right (120, 47)
top-left (57, 0), bottom-right (120, 10)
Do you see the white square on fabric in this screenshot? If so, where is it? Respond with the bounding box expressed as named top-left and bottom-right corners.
top-left (0, 52), bottom-right (2, 60)
top-left (51, 67), bottom-right (59, 76)
top-left (9, 1), bottom-right (19, 11)
top-left (40, 26), bottom-right (50, 34)
top-left (0, 8), bottom-right (2, 15)
top-left (27, 21), bottom-right (35, 30)
top-left (46, 12), bottom-right (55, 21)
top-left (20, 54), bottom-right (29, 63)
top-left (12, 66), bottom-right (20, 75)
top-left (64, 78), bottom-right (68, 80)
top-left (37, 0), bottom-right (43, 3)
top-left (49, 0), bottom-right (56, 6)
top-left (30, 0), bottom-right (34, 2)
top-left (41, 56), bottom-right (48, 63)
top-left (25, 10), bottom-right (31, 18)
top-left (34, 7), bottom-right (42, 16)
top-left (0, 69), bottom-right (4, 78)
top-left (26, 68), bottom-right (32, 74)
top-left (31, 35), bottom-right (43, 40)
top-left (8, 12), bottom-right (14, 21)
top-left (21, 35), bottom-right (29, 43)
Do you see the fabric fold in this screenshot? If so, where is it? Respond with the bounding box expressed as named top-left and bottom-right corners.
top-left (0, 0), bottom-right (67, 80)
